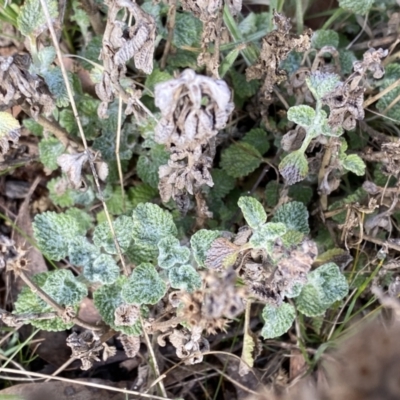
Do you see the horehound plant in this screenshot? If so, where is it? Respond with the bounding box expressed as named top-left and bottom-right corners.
top-left (1, 0), bottom-right (398, 392)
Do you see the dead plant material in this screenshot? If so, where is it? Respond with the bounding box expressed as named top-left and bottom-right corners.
top-left (246, 12), bottom-right (312, 108)
top-left (95, 0), bottom-right (156, 118)
top-left (322, 48), bottom-right (388, 131)
top-left (114, 303), bottom-right (140, 326)
top-left (0, 54), bottom-right (54, 118)
top-left (155, 69), bottom-right (234, 212)
top-left (118, 334), bottom-right (141, 358)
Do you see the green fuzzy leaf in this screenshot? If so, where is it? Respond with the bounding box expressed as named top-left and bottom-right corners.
top-left (79, 36), bottom-right (102, 70)
top-left (122, 263), bottom-right (167, 305)
top-left (126, 242), bottom-right (158, 265)
top-left (132, 203), bottom-right (177, 250)
top-left (250, 222), bottom-right (287, 249)
top-left (296, 262), bottom-right (349, 316)
top-left (342, 154), bottom-right (366, 176)
top-left (68, 237), bottom-right (98, 266)
top-left (40, 269), bottom-right (87, 305)
top-left (145, 68), bottom-right (172, 94)
top-left (71, 0), bottom-right (90, 39)
top-left (93, 278), bottom-right (142, 335)
top-left (311, 30), bottom-right (339, 49)
top-left (64, 207), bottom-right (92, 234)
top-left (220, 142), bottom-right (262, 178)
top-left (83, 253), bottom-right (120, 284)
top-left (158, 236), bottom-right (191, 269)
top-left (306, 72), bottom-right (340, 100)
top-left (282, 281), bottom-right (304, 298)
top-left (173, 12), bottom-right (202, 48)
top-left (229, 69), bottom-right (260, 100)
top-left (17, 0), bottom-right (58, 38)
top-left (33, 211), bottom-right (82, 260)
top-left (137, 145), bottom-right (170, 189)
top-left (23, 119), bottom-right (43, 136)
top-left (281, 230), bottom-right (305, 249)
top-left (30, 46), bottom-right (56, 74)
top-left (377, 64), bottom-right (400, 122)
top-left (166, 49), bottom-right (198, 70)
top-left (42, 67), bottom-right (72, 108)
top-left (265, 181), bottom-right (282, 207)
top-left (261, 302), bottom-right (296, 339)
top-left (191, 229), bottom-right (222, 268)
top-left (242, 128), bottom-right (270, 154)
top-left (339, 0), bottom-right (374, 15)
top-left (272, 201), bottom-right (310, 235)
top-left (128, 184), bottom-right (158, 208)
top-left (38, 138), bottom-right (65, 171)
top-left (287, 105), bottom-right (315, 127)
top-left (339, 49), bottom-right (357, 76)
top-left (0, 112), bottom-right (20, 152)
top-left (279, 151), bottom-right (309, 185)
top-left (93, 216), bottom-right (134, 254)
top-left (288, 184), bottom-right (313, 205)
top-left (169, 264), bottom-right (202, 292)
top-left (210, 169), bottom-right (236, 199)
top-left (238, 196), bottom-right (267, 229)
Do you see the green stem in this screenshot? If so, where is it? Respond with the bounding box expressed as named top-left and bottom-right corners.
top-left (321, 7), bottom-right (346, 30)
top-left (295, 0), bottom-right (304, 34)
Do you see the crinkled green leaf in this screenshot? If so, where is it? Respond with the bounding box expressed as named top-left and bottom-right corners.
top-left (83, 253), bottom-right (120, 284)
top-left (166, 49), bottom-right (198, 70)
top-left (288, 183), bottom-right (313, 205)
top-left (296, 262), bottom-right (349, 316)
top-left (30, 46), bottom-right (56, 74)
top-left (38, 138), bottom-right (65, 171)
top-left (14, 273), bottom-right (76, 331)
top-left (158, 236), bottom-right (191, 269)
top-left (279, 151), bottom-right (309, 185)
top-left (272, 201), bottom-right (310, 235)
top-left (311, 29), bottom-right (339, 49)
top-left (229, 69), bottom-right (260, 103)
top-left (282, 281), bottom-right (304, 298)
top-left (173, 12), bottom-right (202, 48)
top-left (33, 211), bottom-right (82, 260)
top-left (42, 67), bottom-right (72, 108)
top-left (68, 237), bottom-right (98, 266)
top-left (191, 229), bottom-right (222, 268)
top-left (132, 203), bottom-right (177, 251)
top-left (93, 216), bottom-right (134, 254)
top-left (287, 105), bottom-right (315, 127)
top-left (339, 49), bottom-right (357, 75)
top-left (169, 264), bottom-right (202, 292)
top-left (210, 169), bottom-right (236, 199)
top-left (238, 196), bottom-right (267, 229)
top-left (339, 0), bottom-right (374, 15)
top-left (64, 207), bottom-right (92, 235)
top-left (220, 142), bottom-right (262, 178)
top-left (137, 145), bottom-right (170, 189)
top-left (265, 181), bottom-right (282, 207)
top-left (261, 302), bottom-right (295, 339)
top-left (145, 68), bottom-right (172, 94)
top-left (122, 263), bottom-right (167, 305)
top-left (126, 242), bottom-right (158, 265)
top-left (377, 64), bottom-right (400, 122)
top-left (23, 119), bottom-right (43, 136)
top-left (128, 184), bottom-right (158, 209)
top-left (71, 0), bottom-right (90, 39)
top-left (250, 222), bottom-right (287, 249)
top-left (17, 0), bottom-right (58, 37)
top-left (342, 154), bottom-right (366, 176)
top-left (79, 36), bottom-right (102, 70)
top-left (93, 278), bottom-right (142, 335)
top-left (241, 128), bottom-right (270, 155)
top-left (306, 72), bottom-right (340, 100)
top-left (281, 230), bottom-right (305, 249)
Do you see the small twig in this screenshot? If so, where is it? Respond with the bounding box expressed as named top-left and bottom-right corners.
top-left (39, 0), bottom-right (129, 277)
top-left (140, 315), bottom-right (168, 398)
top-left (350, 34), bottom-right (399, 51)
top-left (160, 0), bottom-right (176, 70)
top-left (363, 77), bottom-right (400, 108)
top-left (360, 234), bottom-right (400, 253)
top-left (318, 138), bottom-right (335, 211)
top-left (116, 96), bottom-right (126, 212)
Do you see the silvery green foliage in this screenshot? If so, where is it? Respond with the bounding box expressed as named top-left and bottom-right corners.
top-left (306, 72), bottom-right (341, 100)
top-left (342, 154), bottom-right (366, 176)
top-left (311, 30), bottom-right (339, 49)
top-left (65, 207), bottom-right (93, 234)
top-left (42, 67), bottom-right (72, 108)
top-left (93, 278), bottom-right (142, 335)
top-left (84, 253), bottom-right (120, 284)
top-left (190, 229), bottom-right (222, 268)
top-left (17, 0), bottom-right (59, 38)
top-left (296, 262), bottom-right (349, 316)
top-left (282, 281), bottom-right (304, 298)
top-left (158, 236), bottom-right (191, 269)
top-left (132, 203), bottom-right (178, 249)
top-left (68, 237), bottom-right (98, 267)
top-left (261, 302), bottom-right (296, 339)
top-left (287, 105), bottom-right (315, 127)
top-left (93, 216), bottom-right (134, 254)
top-left (33, 211), bottom-right (82, 260)
top-left (238, 196), bottom-right (267, 229)
top-left (122, 263), bottom-right (167, 305)
top-left (38, 138), bottom-right (65, 171)
top-left (339, 0), bottom-right (374, 15)
top-left (272, 201), bottom-right (310, 235)
top-left (14, 270), bottom-right (87, 331)
top-left (250, 222), bottom-right (287, 249)
top-left (169, 264), bottom-right (202, 293)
